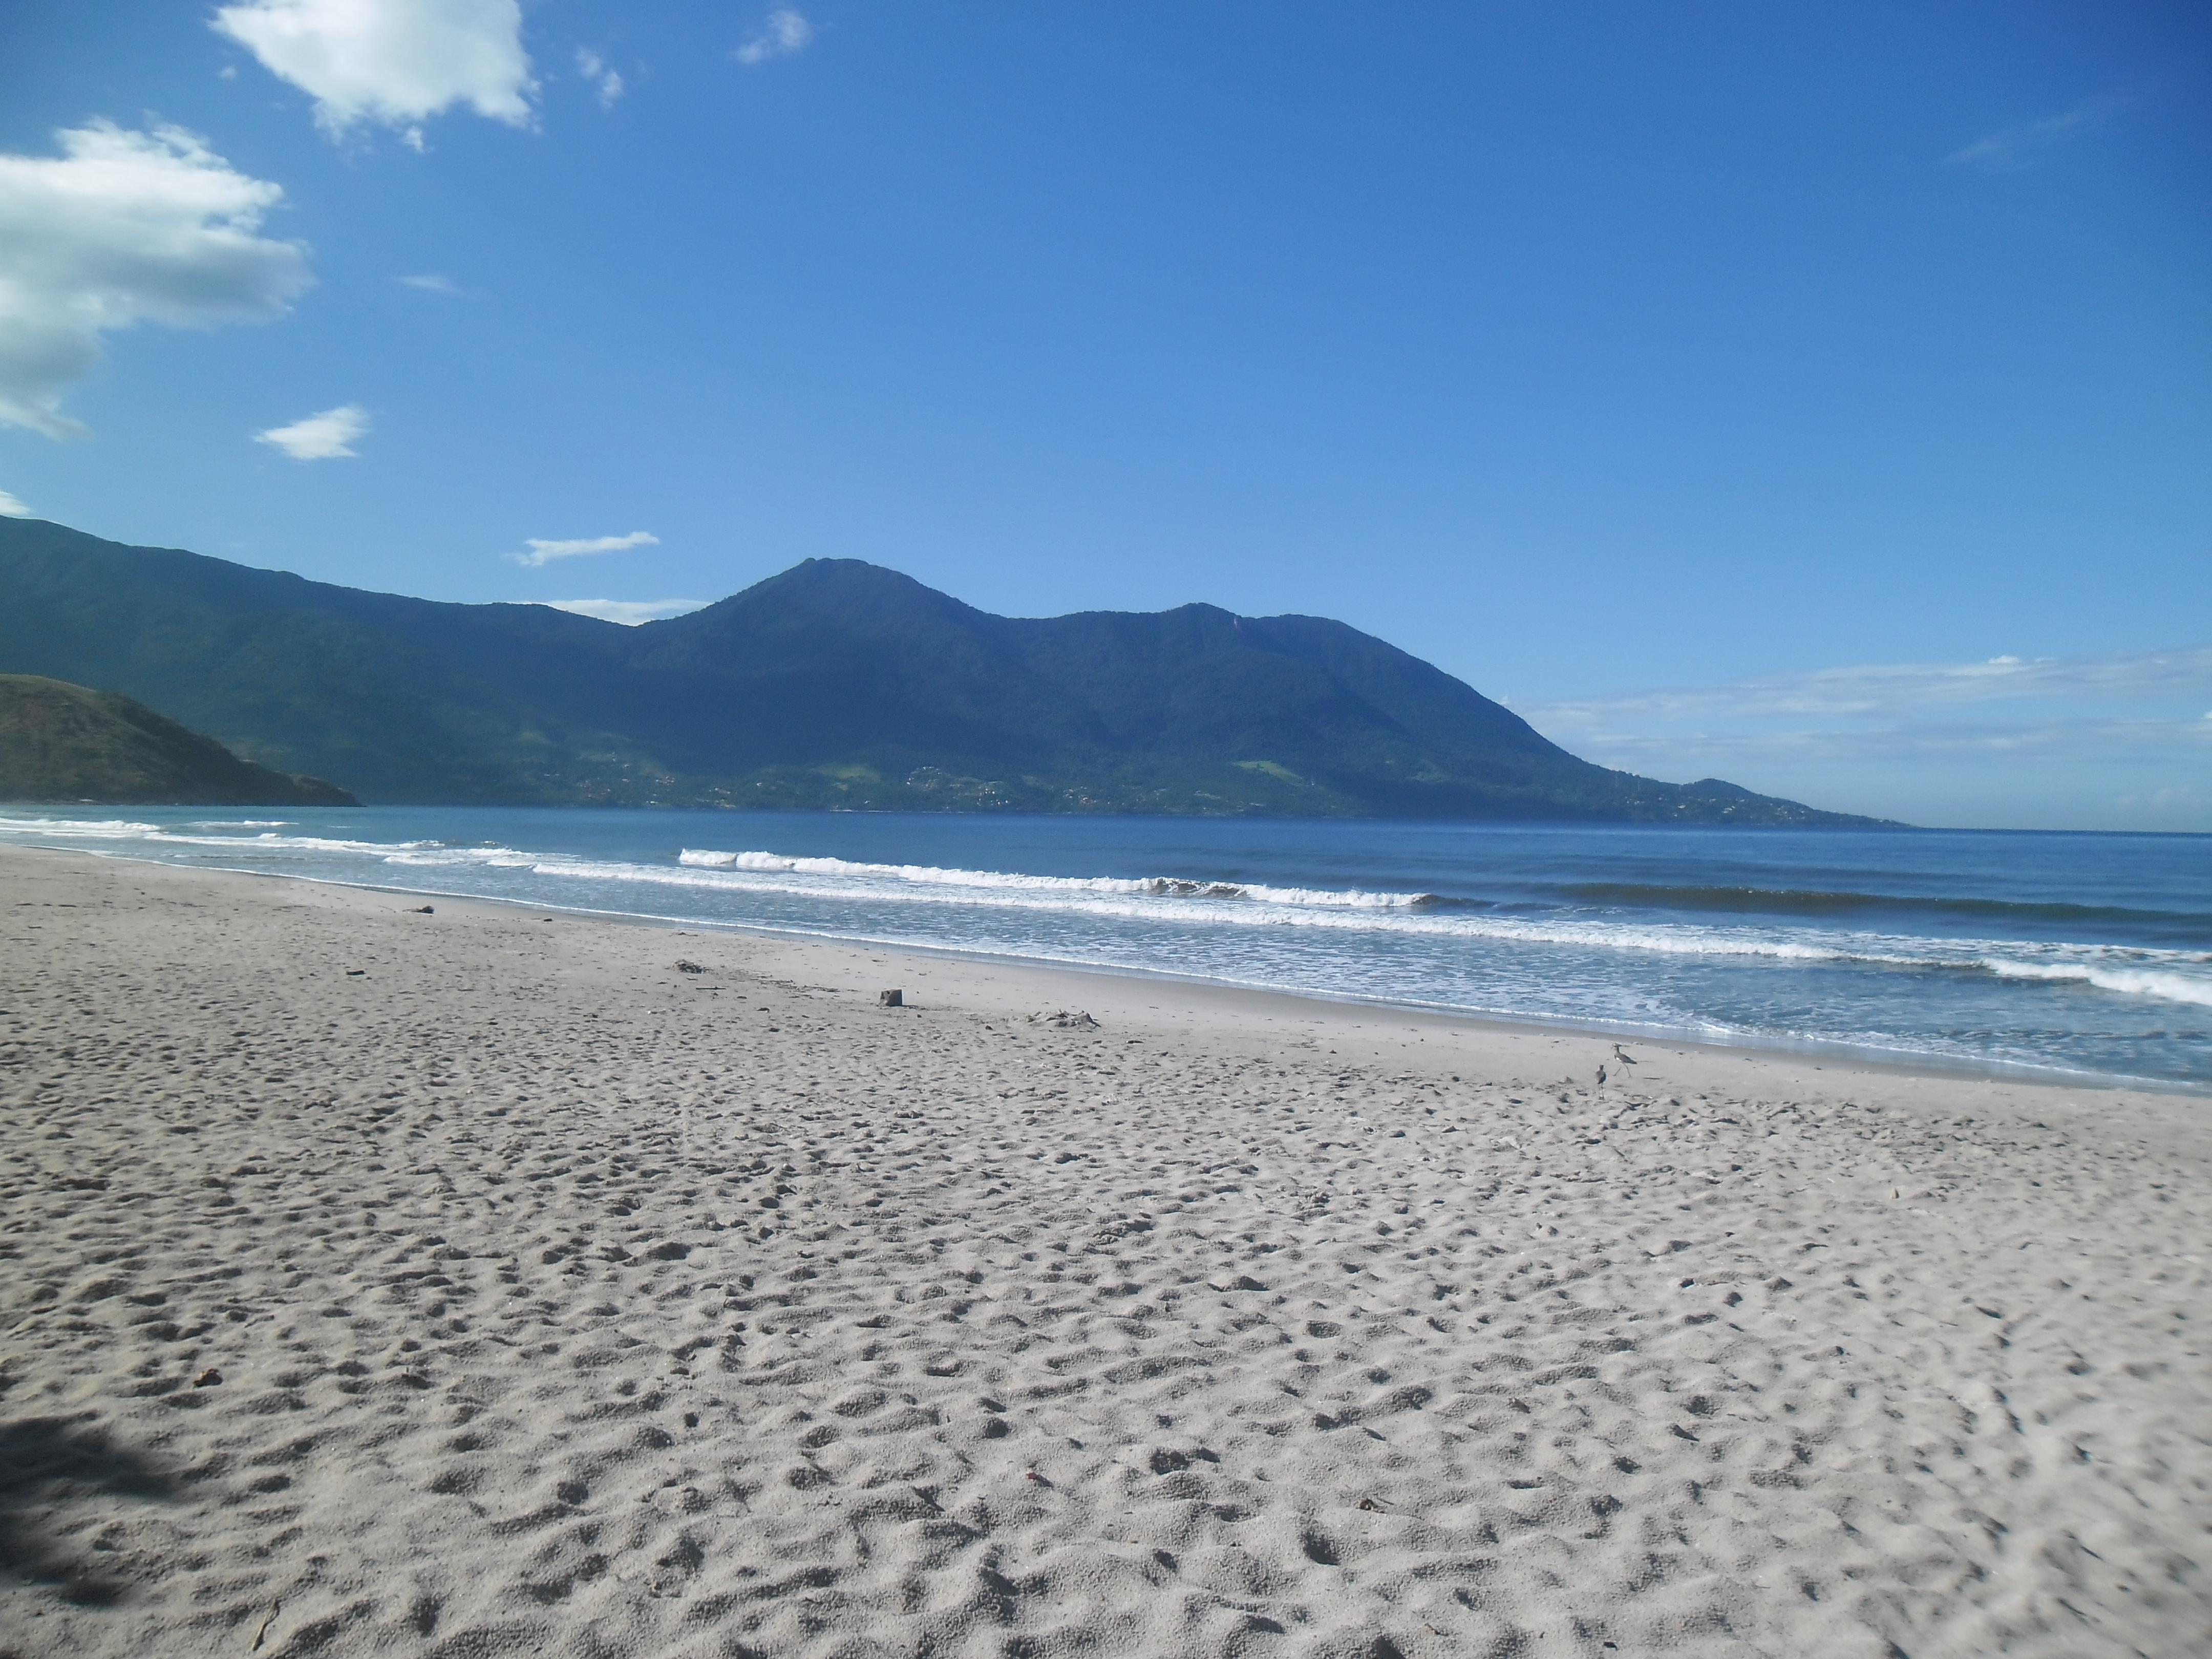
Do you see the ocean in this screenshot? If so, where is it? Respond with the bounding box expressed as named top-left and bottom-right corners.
top-left (4, 806), bottom-right (2206, 1089)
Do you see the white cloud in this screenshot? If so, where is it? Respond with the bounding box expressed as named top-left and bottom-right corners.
top-left (1947, 100), bottom-right (2118, 170)
top-left (255, 402), bottom-right (369, 460)
top-left (576, 49), bottom-right (624, 110)
top-left (736, 7), bottom-right (812, 66)
top-left (541, 598), bottom-right (708, 625)
top-left (212, 0), bottom-right (535, 138)
top-left (1512, 642), bottom-right (2212, 826)
top-left (1553, 714), bottom-right (2212, 768)
top-left (1522, 644), bottom-right (2212, 730)
top-left (397, 272), bottom-right (460, 294)
top-left (512, 529), bottom-right (659, 567)
top-left (0, 122), bottom-right (312, 439)
top-left (0, 489), bottom-right (33, 518)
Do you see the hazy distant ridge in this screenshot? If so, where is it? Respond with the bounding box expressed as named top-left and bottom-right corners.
top-left (0, 518), bottom-right (1883, 823)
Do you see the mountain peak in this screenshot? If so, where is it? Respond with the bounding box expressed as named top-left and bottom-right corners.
top-left (0, 517), bottom-right (1889, 823)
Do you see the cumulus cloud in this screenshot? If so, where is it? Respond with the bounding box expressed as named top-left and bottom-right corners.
top-left (0, 489), bottom-right (33, 518)
top-left (255, 402), bottom-right (369, 460)
top-left (736, 7), bottom-right (812, 66)
top-left (212, 0), bottom-right (535, 139)
top-left (576, 49), bottom-right (624, 110)
top-left (541, 598), bottom-right (708, 625)
top-left (1947, 100), bottom-right (2119, 170)
top-left (511, 529), bottom-right (658, 567)
top-left (0, 121), bottom-right (312, 439)
top-left (397, 272), bottom-right (460, 294)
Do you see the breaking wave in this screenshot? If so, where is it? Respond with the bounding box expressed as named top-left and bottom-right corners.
top-left (586, 847), bottom-right (2212, 1010)
top-left (1981, 959), bottom-right (2212, 1009)
top-left (676, 847), bottom-right (1435, 909)
top-left (4, 812), bottom-right (2206, 1053)
top-left (1565, 881), bottom-right (2211, 932)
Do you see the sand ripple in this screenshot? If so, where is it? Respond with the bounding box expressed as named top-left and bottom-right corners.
top-left (2, 849), bottom-right (2207, 1657)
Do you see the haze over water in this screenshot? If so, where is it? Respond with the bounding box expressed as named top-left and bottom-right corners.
top-left (6, 807), bottom-right (2205, 1089)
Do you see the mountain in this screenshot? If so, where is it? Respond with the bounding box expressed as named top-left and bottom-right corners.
top-left (0, 517), bottom-right (1884, 823)
top-left (0, 674), bottom-right (356, 806)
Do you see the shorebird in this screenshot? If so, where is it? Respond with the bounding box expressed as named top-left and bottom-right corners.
top-left (1596, 1064), bottom-right (1607, 1087)
top-left (1613, 1044), bottom-right (1636, 1065)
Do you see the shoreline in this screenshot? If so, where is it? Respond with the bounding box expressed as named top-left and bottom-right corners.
top-left (24, 839), bottom-right (2206, 1099)
top-left (5, 842), bottom-right (2207, 1657)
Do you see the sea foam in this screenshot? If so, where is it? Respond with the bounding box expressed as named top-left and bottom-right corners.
top-left (677, 848), bottom-right (1435, 909)
top-left (5, 811), bottom-right (2207, 1069)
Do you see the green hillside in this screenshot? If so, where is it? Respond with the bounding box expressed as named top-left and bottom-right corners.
top-left (0, 674), bottom-right (355, 806)
top-left (0, 517), bottom-right (1886, 823)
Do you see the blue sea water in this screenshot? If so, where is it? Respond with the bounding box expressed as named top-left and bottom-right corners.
top-left (5, 806), bottom-right (2207, 1088)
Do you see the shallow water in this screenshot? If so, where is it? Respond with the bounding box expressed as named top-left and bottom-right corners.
top-left (5, 806), bottom-right (2206, 1087)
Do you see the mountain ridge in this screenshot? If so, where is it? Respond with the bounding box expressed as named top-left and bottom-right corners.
top-left (0, 518), bottom-right (1890, 824)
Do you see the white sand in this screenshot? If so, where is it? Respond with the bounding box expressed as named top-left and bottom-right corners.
top-left (2, 845), bottom-right (2206, 1658)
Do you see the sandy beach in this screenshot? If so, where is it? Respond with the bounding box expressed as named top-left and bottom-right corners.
top-left (2, 843), bottom-right (2205, 1658)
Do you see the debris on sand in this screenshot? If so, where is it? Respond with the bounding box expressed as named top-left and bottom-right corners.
top-left (1030, 1009), bottom-right (1099, 1030)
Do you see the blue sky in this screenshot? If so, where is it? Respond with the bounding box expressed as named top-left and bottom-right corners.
top-left (0, 2), bottom-right (2205, 830)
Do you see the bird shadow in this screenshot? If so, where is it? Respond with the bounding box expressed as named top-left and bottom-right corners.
top-left (0, 1417), bottom-right (178, 1607)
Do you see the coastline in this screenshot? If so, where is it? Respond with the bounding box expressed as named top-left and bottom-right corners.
top-left (20, 836), bottom-right (2204, 1099)
top-left (4, 842), bottom-right (2206, 1657)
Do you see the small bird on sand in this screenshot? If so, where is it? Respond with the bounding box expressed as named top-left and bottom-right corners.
top-left (1596, 1064), bottom-right (1607, 1086)
top-left (1613, 1044), bottom-right (1636, 1065)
